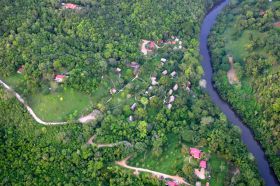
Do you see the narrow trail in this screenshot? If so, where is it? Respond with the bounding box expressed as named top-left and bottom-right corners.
top-left (87, 135), bottom-right (132, 148)
top-left (116, 156), bottom-right (190, 185)
top-left (0, 79), bottom-right (68, 125)
top-left (0, 79), bottom-right (101, 125)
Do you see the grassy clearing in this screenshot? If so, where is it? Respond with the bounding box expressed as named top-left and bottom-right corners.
top-left (209, 155), bottom-right (229, 186)
top-left (4, 74), bottom-right (23, 88)
top-left (129, 134), bottom-right (184, 175)
top-left (29, 88), bottom-right (92, 122)
top-left (223, 29), bottom-right (265, 62)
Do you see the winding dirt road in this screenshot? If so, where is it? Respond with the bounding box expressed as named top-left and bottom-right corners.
top-left (0, 79), bottom-right (68, 125)
top-left (0, 79), bottom-right (102, 125)
top-left (116, 156), bottom-right (190, 185)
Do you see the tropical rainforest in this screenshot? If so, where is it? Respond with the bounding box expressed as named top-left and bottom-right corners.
top-left (0, 0), bottom-right (269, 185)
top-left (209, 0), bottom-right (280, 180)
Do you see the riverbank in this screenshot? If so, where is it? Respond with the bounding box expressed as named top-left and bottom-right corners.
top-left (200, 0), bottom-right (279, 185)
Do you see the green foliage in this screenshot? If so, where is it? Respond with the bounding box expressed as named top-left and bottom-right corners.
top-left (209, 0), bottom-right (280, 179)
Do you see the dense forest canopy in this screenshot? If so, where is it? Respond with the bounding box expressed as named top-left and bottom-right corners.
top-left (0, 0), bottom-right (264, 185)
top-left (209, 0), bottom-right (280, 180)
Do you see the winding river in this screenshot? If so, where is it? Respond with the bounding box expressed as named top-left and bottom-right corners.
top-left (199, 1), bottom-right (279, 185)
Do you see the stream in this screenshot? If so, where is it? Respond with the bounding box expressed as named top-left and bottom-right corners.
top-left (199, 1), bottom-right (279, 185)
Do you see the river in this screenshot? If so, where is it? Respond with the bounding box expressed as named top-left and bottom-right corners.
top-left (199, 0), bottom-right (279, 185)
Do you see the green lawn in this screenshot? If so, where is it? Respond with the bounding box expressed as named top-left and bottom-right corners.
top-left (5, 74), bottom-right (23, 88)
top-left (209, 155), bottom-right (229, 186)
top-left (29, 88), bottom-right (92, 122)
top-left (223, 29), bottom-right (265, 62)
top-left (129, 134), bottom-right (184, 175)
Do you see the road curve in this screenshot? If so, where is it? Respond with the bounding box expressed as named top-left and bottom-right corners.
top-left (116, 156), bottom-right (190, 185)
top-left (0, 79), bottom-right (68, 125)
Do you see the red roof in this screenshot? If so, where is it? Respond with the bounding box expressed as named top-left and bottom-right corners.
top-left (166, 181), bottom-right (178, 186)
top-left (64, 3), bottom-right (78, 9)
top-left (190, 148), bottom-right (201, 159)
top-left (17, 65), bottom-right (24, 73)
top-left (273, 22), bottom-right (280, 27)
top-left (55, 74), bottom-right (65, 79)
top-left (200, 160), bottom-right (207, 168)
top-left (149, 41), bottom-right (155, 49)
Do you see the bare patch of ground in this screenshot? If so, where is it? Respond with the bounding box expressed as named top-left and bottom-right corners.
top-left (227, 56), bottom-right (240, 85)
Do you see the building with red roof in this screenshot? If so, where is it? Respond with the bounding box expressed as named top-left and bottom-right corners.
top-left (200, 160), bottom-right (207, 169)
top-left (166, 181), bottom-right (178, 186)
top-left (273, 22), bottom-right (280, 28)
top-left (190, 147), bottom-right (201, 159)
top-left (149, 41), bottom-right (155, 49)
top-left (17, 65), bottom-right (24, 74)
top-left (62, 3), bottom-right (80, 10)
top-left (54, 74), bottom-right (66, 83)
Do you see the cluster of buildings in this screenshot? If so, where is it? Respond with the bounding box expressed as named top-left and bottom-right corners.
top-left (189, 147), bottom-right (210, 186)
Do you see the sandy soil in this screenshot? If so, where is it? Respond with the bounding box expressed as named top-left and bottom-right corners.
top-left (227, 56), bottom-right (239, 84)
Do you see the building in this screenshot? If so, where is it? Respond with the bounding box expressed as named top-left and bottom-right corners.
top-left (166, 181), bottom-right (178, 186)
top-left (17, 65), bottom-right (24, 74)
top-left (161, 58), bottom-right (167, 63)
top-left (170, 71), bottom-right (177, 78)
top-left (130, 103), bottom-right (137, 111)
top-left (151, 76), bottom-right (158, 85)
top-left (200, 160), bottom-right (207, 169)
top-left (62, 3), bottom-right (80, 10)
top-left (54, 74), bottom-right (66, 83)
top-left (173, 84), bottom-right (178, 91)
top-left (110, 88), bottom-right (117, 94)
top-left (169, 95), bottom-right (175, 103)
top-left (162, 70), bottom-right (168, 75)
top-left (190, 147), bottom-right (201, 159)
top-left (273, 22), bottom-right (280, 28)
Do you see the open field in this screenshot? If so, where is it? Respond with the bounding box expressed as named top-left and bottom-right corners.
top-left (29, 88), bottom-right (92, 122)
top-left (129, 135), bottom-right (184, 175)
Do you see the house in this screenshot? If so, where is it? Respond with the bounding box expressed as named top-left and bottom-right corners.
top-left (127, 62), bottom-right (140, 75)
top-left (116, 68), bottom-right (122, 73)
top-left (128, 115), bottom-right (134, 122)
top-left (168, 89), bottom-right (173, 96)
top-left (17, 65), bottom-right (24, 74)
top-left (167, 103), bottom-right (172, 110)
top-left (200, 160), bottom-right (207, 169)
top-left (130, 103), bottom-right (137, 111)
top-left (149, 41), bottom-right (155, 49)
top-left (54, 74), bottom-right (66, 83)
top-left (273, 22), bottom-right (280, 28)
top-left (169, 95), bottom-right (175, 103)
top-left (162, 70), bottom-right (168, 75)
top-left (110, 88), bottom-right (117, 94)
top-left (259, 10), bottom-right (266, 16)
top-left (190, 147), bottom-right (201, 159)
top-left (166, 181), bottom-right (178, 186)
top-left (196, 182), bottom-right (202, 186)
top-left (170, 71), bottom-right (177, 78)
top-left (62, 3), bottom-right (80, 10)
top-left (151, 76), bottom-right (158, 85)
top-left (161, 58), bottom-right (167, 63)
top-left (173, 84), bottom-right (178, 91)
top-left (148, 86), bottom-right (153, 91)
top-left (195, 168), bottom-right (206, 179)
top-left (206, 182), bottom-right (210, 186)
